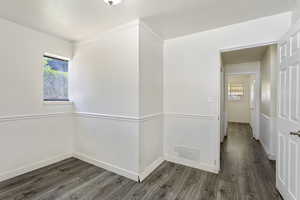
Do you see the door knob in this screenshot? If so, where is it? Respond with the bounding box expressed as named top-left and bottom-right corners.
top-left (290, 131), bottom-right (300, 137)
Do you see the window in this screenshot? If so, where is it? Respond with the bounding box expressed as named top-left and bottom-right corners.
top-left (43, 55), bottom-right (69, 101)
top-left (228, 83), bottom-right (244, 101)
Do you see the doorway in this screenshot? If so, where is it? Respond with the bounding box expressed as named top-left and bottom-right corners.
top-left (225, 73), bottom-right (259, 139)
top-left (218, 42), bottom-right (282, 196)
top-left (220, 43), bottom-right (278, 157)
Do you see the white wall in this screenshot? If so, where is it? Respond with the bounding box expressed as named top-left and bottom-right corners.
top-left (71, 22), bottom-right (140, 180)
top-left (139, 23), bottom-right (164, 178)
top-left (0, 18), bottom-right (74, 181)
top-left (270, 45), bottom-right (278, 159)
top-left (71, 23), bottom-right (140, 117)
top-left (261, 47), bottom-right (272, 116)
top-left (164, 12), bottom-right (291, 172)
top-left (225, 62), bottom-right (261, 74)
top-left (259, 45), bottom-right (278, 160)
top-left (139, 24), bottom-right (164, 117)
top-left (226, 75), bottom-right (251, 123)
top-left (249, 74), bottom-right (257, 130)
top-left (292, 0), bottom-right (300, 24)
top-left (71, 21), bottom-right (164, 181)
top-left (259, 46), bottom-right (271, 158)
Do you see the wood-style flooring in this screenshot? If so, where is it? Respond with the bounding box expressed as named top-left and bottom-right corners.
top-left (0, 123), bottom-right (282, 200)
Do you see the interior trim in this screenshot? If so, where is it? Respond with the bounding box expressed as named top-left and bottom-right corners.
top-left (73, 152), bottom-right (139, 182)
top-left (0, 153), bottom-right (72, 182)
top-left (75, 112), bottom-right (215, 121)
top-left (0, 112), bottom-right (71, 123)
top-left (74, 112), bottom-right (163, 122)
top-left (139, 157), bottom-right (165, 182)
top-left (260, 113), bottom-right (271, 120)
top-left (165, 113), bottom-right (217, 120)
top-left (0, 112), bottom-right (214, 123)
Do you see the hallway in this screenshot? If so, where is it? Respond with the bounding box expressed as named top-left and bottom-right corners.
top-left (219, 122), bottom-right (281, 199)
top-left (0, 123), bottom-right (281, 200)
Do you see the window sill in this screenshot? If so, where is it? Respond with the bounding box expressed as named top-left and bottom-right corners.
top-left (43, 101), bottom-right (73, 105)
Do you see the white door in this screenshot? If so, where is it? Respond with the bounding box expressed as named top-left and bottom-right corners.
top-left (250, 78), bottom-right (256, 138)
top-left (277, 21), bottom-right (300, 200)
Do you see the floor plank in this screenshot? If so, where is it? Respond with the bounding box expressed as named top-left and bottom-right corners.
top-left (0, 123), bottom-right (281, 200)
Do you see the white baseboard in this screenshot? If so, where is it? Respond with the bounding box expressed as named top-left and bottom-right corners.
top-left (139, 157), bottom-right (164, 182)
top-left (268, 154), bottom-right (276, 161)
top-left (0, 153), bottom-right (218, 184)
top-left (165, 155), bottom-right (219, 174)
top-left (259, 113), bottom-right (276, 161)
top-left (276, 178), bottom-right (292, 200)
top-left (0, 153), bottom-right (72, 182)
top-left (259, 140), bottom-right (276, 160)
top-left (260, 140), bottom-right (269, 156)
top-left (73, 152), bottom-right (139, 182)
top-left (260, 140), bottom-right (276, 160)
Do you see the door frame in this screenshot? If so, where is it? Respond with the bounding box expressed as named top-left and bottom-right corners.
top-left (217, 41), bottom-right (278, 171)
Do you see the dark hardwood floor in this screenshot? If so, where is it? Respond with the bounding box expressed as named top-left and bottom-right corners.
top-left (0, 123), bottom-right (282, 200)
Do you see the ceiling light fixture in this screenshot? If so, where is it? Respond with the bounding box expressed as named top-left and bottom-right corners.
top-left (103, 0), bottom-right (122, 6)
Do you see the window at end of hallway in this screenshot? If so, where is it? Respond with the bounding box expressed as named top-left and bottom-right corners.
top-left (228, 83), bottom-right (244, 101)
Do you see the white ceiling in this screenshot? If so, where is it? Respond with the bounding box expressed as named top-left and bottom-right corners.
top-left (222, 45), bottom-right (270, 65)
top-left (0, 0), bottom-right (294, 42)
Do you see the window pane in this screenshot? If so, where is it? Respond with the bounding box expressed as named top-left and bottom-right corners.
top-left (228, 83), bottom-right (244, 101)
top-left (228, 83), bottom-right (244, 96)
top-left (43, 56), bottom-right (68, 101)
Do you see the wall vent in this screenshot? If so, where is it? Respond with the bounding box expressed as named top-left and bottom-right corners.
top-left (174, 146), bottom-right (200, 162)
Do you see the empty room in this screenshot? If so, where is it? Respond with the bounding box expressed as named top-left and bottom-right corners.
top-left (0, 0), bottom-right (299, 200)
